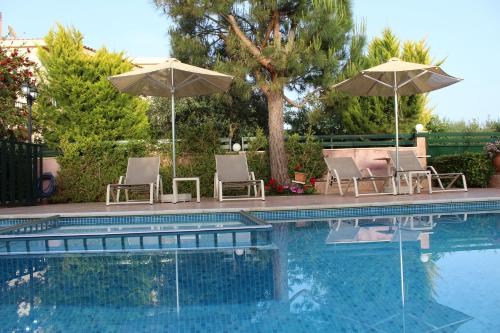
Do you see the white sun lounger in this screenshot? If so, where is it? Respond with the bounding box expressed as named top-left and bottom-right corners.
top-left (213, 154), bottom-right (265, 202)
top-left (106, 157), bottom-right (163, 205)
top-left (324, 157), bottom-right (397, 197)
top-left (389, 151), bottom-right (467, 194)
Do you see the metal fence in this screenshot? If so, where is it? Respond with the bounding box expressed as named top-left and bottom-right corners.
top-left (0, 139), bottom-right (43, 206)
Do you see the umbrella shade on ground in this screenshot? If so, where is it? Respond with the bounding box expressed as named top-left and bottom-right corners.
top-left (334, 57), bottom-right (462, 190)
top-left (108, 58), bottom-right (233, 177)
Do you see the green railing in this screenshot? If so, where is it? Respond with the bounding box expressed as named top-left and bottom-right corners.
top-left (420, 132), bottom-right (500, 157)
top-left (312, 134), bottom-right (415, 149)
top-left (239, 134), bottom-right (416, 150)
top-left (0, 139), bottom-right (43, 206)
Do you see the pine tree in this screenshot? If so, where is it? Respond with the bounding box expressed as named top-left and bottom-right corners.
top-left (35, 24), bottom-right (149, 143)
top-left (154, 0), bottom-right (359, 183)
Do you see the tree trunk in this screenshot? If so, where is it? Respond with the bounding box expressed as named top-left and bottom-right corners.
top-left (267, 90), bottom-right (289, 184)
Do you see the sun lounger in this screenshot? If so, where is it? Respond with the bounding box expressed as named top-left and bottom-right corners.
top-left (324, 157), bottom-right (397, 197)
top-left (106, 157), bottom-right (163, 205)
top-left (213, 154), bottom-right (265, 201)
top-left (389, 151), bottom-right (467, 194)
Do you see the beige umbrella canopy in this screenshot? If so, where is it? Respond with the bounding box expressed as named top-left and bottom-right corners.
top-left (109, 58), bottom-right (233, 177)
top-left (334, 57), bottom-right (462, 190)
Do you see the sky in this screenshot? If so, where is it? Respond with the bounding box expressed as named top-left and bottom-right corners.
top-left (1, 0), bottom-right (499, 122)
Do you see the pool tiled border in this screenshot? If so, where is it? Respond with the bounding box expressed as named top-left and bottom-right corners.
top-left (1, 200), bottom-right (499, 225)
top-left (253, 200), bottom-right (500, 221)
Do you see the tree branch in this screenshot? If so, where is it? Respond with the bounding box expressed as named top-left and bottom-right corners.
top-left (260, 13), bottom-right (276, 50)
top-left (286, 19), bottom-right (297, 52)
top-left (273, 10), bottom-right (281, 48)
top-left (284, 88), bottom-right (322, 108)
top-left (225, 14), bottom-right (273, 72)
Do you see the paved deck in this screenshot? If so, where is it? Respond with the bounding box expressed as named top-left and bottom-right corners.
top-left (1, 188), bottom-right (500, 218)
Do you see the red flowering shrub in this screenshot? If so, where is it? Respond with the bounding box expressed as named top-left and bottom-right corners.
top-left (0, 44), bottom-right (37, 139)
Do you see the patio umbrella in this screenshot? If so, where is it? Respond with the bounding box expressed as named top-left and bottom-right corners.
top-left (108, 58), bottom-right (233, 177)
top-left (334, 57), bottom-right (462, 187)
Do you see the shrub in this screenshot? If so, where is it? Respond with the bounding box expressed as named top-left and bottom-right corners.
top-left (160, 116), bottom-right (223, 197)
top-left (51, 137), bottom-right (150, 202)
top-left (246, 127), bottom-right (270, 180)
top-left (430, 152), bottom-right (493, 188)
top-left (286, 132), bottom-right (326, 178)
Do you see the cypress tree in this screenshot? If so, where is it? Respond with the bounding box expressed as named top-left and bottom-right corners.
top-left (35, 24), bottom-right (149, 143)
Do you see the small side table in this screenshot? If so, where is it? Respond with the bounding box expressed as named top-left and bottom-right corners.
top-left (172, 177), bottom-right (201, 204)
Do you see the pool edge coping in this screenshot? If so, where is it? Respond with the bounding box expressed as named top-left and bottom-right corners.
top-left (1, 195), bottom-right (500, 219)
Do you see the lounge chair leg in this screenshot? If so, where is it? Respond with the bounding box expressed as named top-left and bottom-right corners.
top-left (106, 185), bottom-right (111, 205)
top-left (325, 172), bottom-right (331, 195)
top-left (260, 180), bottom-right (265, 201)
top-left (391, 177), bottom-right (397, 195)
top-left (213, 174), bottom-right (218, 199)
top-left (149, 184), bottom-right (154, 205)
top-left (462, 174), bottom-right (468, 191)
top-left (336, 179), bottom-right (343, 196)
top-left (218, 181), bottom-right (223, 202)
top-left (427, 173), bottom-right (432, 194)
top-left (353, 178), bottom-right (359, 198)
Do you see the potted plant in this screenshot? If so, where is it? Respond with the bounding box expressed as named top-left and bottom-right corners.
top-left (293, 164), bottom-right (307, 183)
top-left (485, 141), bottom-right (500, 174)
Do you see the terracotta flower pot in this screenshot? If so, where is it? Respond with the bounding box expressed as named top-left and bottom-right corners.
top-left (294, 172), bottom-right (307, 183)
top-left (494, 153), bottom-right (500, 174)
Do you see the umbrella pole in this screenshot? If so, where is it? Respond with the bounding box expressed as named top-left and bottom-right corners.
top-left (171, 68), bottom-right (176, 178)
top-left (171, 90), bottom-right (176, 178)
top-left (394, 71), bottom-right (400, 194)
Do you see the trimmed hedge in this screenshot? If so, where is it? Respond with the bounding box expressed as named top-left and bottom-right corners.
top-left (50, 125), bottom-right (326, 202)
top-left (51, 137), bottom-right (150, 203)
top-left (430, 152), bottom-right (493, 188)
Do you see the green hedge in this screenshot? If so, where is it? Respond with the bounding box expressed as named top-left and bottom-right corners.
top-left (50, 127), bottom-right (327, 202)
top-left (430, 152), bottom-right (493, 188)
top-left (51, 137), bottom-right (150, 203)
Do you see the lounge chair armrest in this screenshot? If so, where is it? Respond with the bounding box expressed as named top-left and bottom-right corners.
top-left (360, 168), bottom-right (375, 177)
top-left (427, 166), bottom-right (439, 175)
top-left (249, 171), bottom-right (256, 180)
top-left (118, 176), bottom-right (125, 184)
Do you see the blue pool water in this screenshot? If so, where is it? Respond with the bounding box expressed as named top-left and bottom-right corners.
top-left (1, 207), bottom-right (500, 332)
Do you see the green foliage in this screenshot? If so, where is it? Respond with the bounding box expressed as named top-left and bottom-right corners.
top-left (291, 28), bottom-right (437, 135)
top-left (246, 127), bottom-right (270, 181)
top-left (35, 24), bottom-right (149, 143)
top-left (0, 44), bottom-right (37, 140)
top-left (52, 137), bottom-right (149, 202)
top-left (147, 95), bottom-right (267, 140)
top-left (154, 0), bottom-right (360, 182)
top-left (426, 115), bottom-right (500, 133)
top-left (159, 116), bottom-right (223, 197)
top-left (431, 152), bottom-right (493, 188)
top-left (285, 132), bottom-right (326, 179)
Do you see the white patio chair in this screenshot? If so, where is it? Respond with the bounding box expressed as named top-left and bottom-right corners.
top-left (106, 157), bottom-right (163, 205)
top-left (213, 154), bottom-right (265, 201)
top-left (389, 151), bottom-right (467, 194)
top-left (324, 157), bottom-right (397, 197)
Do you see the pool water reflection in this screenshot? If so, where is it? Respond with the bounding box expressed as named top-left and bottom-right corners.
top-left (1, 212), bottom-right (500, 332)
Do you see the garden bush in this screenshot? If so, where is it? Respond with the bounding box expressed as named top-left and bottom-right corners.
top-left (51, 137), bottom-right (150, 203)
top-left (430, 152), bottom-right (493, 188)
top-left (51, 124), bottom-right (329, 202)
top-left (160, 115), bottom-right (222, 197)
top-left (285, 132), bottom-right (326, 179)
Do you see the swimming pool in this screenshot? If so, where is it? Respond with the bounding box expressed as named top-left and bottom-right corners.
top-left (1, 203), bottom-right (500, 332)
